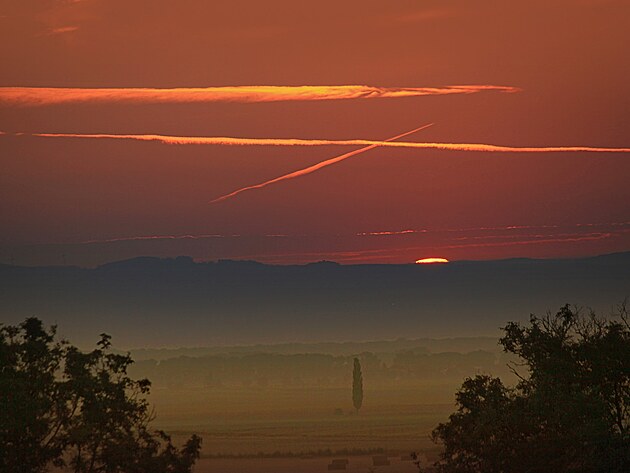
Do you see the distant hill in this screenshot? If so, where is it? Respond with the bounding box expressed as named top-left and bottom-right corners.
top-left (1, 252), bottom-right (629, 348)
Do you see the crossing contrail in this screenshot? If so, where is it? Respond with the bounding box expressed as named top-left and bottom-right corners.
top-left (209, 124), bottom-right (434, 203)
top-left (7, 127), bottom-right (629, 204)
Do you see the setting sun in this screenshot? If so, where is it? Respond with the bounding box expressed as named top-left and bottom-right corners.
top-left (415, 257), bottom-right (450, 264)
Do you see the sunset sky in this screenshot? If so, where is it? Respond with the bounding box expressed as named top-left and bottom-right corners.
top-left (1, 0), bottom-right (629, 266)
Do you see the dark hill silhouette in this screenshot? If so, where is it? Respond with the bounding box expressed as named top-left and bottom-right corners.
top-left (1, 252), bottom-right (628, 348)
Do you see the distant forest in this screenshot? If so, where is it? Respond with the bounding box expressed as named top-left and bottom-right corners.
top-left (127, 342), bottom-right (515, 389)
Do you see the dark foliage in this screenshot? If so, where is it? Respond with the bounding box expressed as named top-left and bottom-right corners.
top-left (0, 318), bottom-right (201, 473)
top-left (431, 304), bottom-right (630, 473)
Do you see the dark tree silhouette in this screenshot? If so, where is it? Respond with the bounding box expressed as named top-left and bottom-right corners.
top-left (352, 357), bottom-right (363, 414)
top-left (431, 304), bottom-right (630, 473)
top-left (0, 318), bottom-right (67, 472)
top-left (0, 318), bottom-right (201, 473)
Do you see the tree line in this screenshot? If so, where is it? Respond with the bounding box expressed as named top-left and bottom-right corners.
top-left (128, 348), bottom-right (512, 389)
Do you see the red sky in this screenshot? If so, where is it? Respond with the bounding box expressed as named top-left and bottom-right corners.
top-left (1, 0), bottom-right (629, 265)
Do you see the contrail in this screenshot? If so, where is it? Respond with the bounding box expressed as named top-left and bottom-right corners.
top-left (23, 221), bottom-right (629, 251)
top-left (23, 131), bottom-right (630, 153)
top-left (80, 234), bottom-right (232, 244)
top-left (231, 230), bottom-right (620, 264)
top-left (442, 233), bottom-right (614, 249)
top-left (0, 84), bottom-right (519, 106)
top-left (356, 221), bottom-right (630, 237)
top-left (357, 229), bottom-right (423, 236)
top-left (209, 124), bottom-right (434, 204)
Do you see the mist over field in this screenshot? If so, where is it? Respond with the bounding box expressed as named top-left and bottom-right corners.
top-left (127, 336), bottom-right (519, 467)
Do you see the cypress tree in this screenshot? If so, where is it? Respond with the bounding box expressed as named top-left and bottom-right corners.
top-left (352, 357), bottom-right (363, 414)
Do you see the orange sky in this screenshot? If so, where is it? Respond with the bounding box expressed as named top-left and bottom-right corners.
top-left (1, 0), bottom-right (629, 265)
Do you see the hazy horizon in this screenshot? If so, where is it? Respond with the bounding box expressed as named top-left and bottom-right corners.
top-left (3, 251), bottom-right (628, 349)
top-left (3, 247), bottom-right (630, 269)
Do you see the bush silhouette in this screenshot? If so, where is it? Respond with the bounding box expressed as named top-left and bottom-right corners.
top-left (431, 304), bottom-right (629, 473)
top-left (0, 318), bottom-right (201, 473)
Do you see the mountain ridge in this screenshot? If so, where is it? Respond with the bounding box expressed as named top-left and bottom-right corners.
top-left (1, 251), bottom-right (628, 348)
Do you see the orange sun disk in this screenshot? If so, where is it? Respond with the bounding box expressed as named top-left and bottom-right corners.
top-left (415, 257), bottom-right (449, 264)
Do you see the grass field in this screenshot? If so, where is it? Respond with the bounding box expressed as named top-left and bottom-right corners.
top-left (149, 384), bottom-right (456, 465)
top-left (192, 455), bottom-right (426, 473)
top-left (50, 368), bottom-right (479, 471)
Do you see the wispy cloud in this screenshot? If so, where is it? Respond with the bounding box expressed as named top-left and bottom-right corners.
top-left (441, 232), bottom-right (614, 250)
top-left (357, 222), bottom-right (630, 238)
top-left (234, 230), bottom-right (622, 264)
top-left (397, 8), bottom-right (455, 23)
top-left (79, 234), bottom-right (235, 244)
top-left (345, 232), bottom-right (622, 263)
top-left (46, 25), bottom-right (79, 35)
top-left (17, 222), bottom-right (629, 265)
top-left (21, 131), bottom-right (630, 154)
top-left (61, 221), bottom-right (630, 247)
top-left (357, 229), bottom-right (422, 236)
top-left (209, 124), bottom-right (434, 203)
top-left (0, 84), bottom-right (519, 106)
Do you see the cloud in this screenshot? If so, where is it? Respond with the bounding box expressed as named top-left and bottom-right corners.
top-left (19, 222), bottom-right (628, 266)
top-left (46, 26), bottom-right (79, 35)
top-left (23, 130), bottom-right (630, 154)
top-left (441, 232), bottom-right (614, 250)
top-left (357, 229), bottom-right (422, 236)
top-left (79, 234), bottom-right (235, 244)
top-left (32, 232), bottom-right (290, 246)
top-left (397, 8), bottom-right (455, 23)
top-left (0, 84), bottom-right (519, 106)
top-left (9, 128), bottom-right (627, 204)
top-left (58, 221), bottom-right (630, 247)
top-left (356, 222), bottom-right (630, 238)
top-left (343, 231), bottom-right (622, 263)
top-left (237, 229), bottom-right (623, 264)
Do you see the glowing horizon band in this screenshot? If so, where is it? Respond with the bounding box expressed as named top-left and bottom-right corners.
top-left (18, 223), bottom-right (627, 249)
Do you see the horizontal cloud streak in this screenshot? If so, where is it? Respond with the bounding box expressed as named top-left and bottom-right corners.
top-left (357, 221), bottom-right (630, 237)
top-left (442, 232), bottom-right (614, 249)
top-left (0, 84), bottom-right (518, 106)
top-left (61, 221), bottom-right (630, 247)
top-left (357, 229), bottom-right (422, 236)
top-left (237, 230), bottom-right (624, 264)
top-left (24, 131), bottom-right (630, 153)
top-left (80, 234), bottom-right (235, 244)
top-left (46, 26), bottom-right (80, 35)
